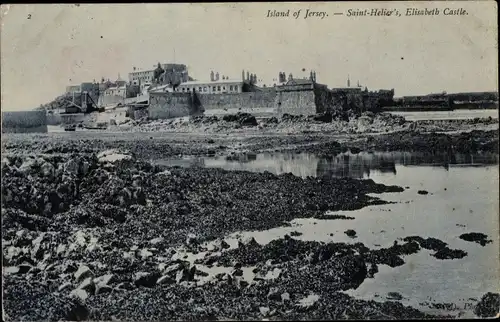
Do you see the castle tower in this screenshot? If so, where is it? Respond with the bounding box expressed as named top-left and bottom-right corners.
top-left (210, 71), bottom-right (215, 82)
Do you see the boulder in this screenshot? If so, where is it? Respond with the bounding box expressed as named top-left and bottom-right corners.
top-left (40, 162), bottom-right (55, 179)
top-left (344, 229), bottom-right (357, 238)
top-left (93, 274), bottom-right (114, 294)
top-left (64, 159), bottom-right (80, 176)
top-left (474, 292), bottom-right (500, 317)
top-left (156, 274), bottom-right (175, 285)
top-left (459, 232), bottom-right (493, 246)
top-left (134, 272), bottom-right (159, 288)
top-left (77, 277), bottom-right (96, 294)
top-left (69, 289), bottom-right (89, 302)
top-left (267, 287), bottom-right (282, 301)
top-left (73, 265), bottom-right (93, 283)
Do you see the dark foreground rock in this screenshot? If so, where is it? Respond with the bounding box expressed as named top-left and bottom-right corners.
top-left (459, 232), bottom-right (493, 246)
top-left (403, 236), bottom-right (468, 260)
top-left (284, 130), bottom-right (499, 156)
top-left (313, 213), bottom-right (355, 220)
top-left (474, 292), bottom-right (500, 318)
top-left (1, 149), bottom-right (449, 320)
top-left (223, 112), bottom-right (258, 126)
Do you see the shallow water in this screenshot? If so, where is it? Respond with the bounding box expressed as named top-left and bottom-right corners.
top-left (389, 109), bottom-right (498, 121)
top-left (159, 151), bottom-right (499, 317)
top-left (156, 151), bottom-right (499, 180)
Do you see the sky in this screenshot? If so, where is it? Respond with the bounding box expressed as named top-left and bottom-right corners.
top-left (1, 2), bottom-right (498, 111)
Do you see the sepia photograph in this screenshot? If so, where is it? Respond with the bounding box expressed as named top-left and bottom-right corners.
top-left (1, 1), bottom-right (499, 320)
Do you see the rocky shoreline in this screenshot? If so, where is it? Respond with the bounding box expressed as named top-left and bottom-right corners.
top-left (2, 120), bottom-right (499, 320)
top-left (2, 145), bottom-right (498, 320)
top-left (105, 111), bottom-right (498, 135)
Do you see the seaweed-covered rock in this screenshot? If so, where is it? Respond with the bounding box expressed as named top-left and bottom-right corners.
top-left (474, 292), bottom-right (500, 318)
top-left (459, 232), bottom-right (493, 246)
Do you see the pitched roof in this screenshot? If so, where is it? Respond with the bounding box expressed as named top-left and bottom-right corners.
top-left (286, 78), bottom-right (313, 85)
top-left (178, 79), bottom-right (243, 86)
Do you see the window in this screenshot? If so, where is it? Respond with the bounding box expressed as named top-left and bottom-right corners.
top-left (229, 85), bottom-right (233, 91)
top-left (213, 86), bottom-right (216, 91)
top-left (204, 87), bottom-right (207, 92)
top-left (217, 86), bottom-right (221, 91)
top-left (199, 87), bottom-right (202, 91)
top-left (223, 86), bottom-right (226, 91)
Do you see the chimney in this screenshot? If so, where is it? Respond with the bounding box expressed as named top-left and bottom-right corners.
top-left (288, 73), bottom-right (293, 82)
top-left (242, 70), bottom-right (245, 82)
top-left (246, 71), bottom-right (250, 82)
top-left (215, 72), bottom-right (220, 81)
top-left (210, 71), bottom-right (214, 82)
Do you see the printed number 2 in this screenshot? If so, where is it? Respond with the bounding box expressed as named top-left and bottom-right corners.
top-left (27, 14), bottom-right (31, 19)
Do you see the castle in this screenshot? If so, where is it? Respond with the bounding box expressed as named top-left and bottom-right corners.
top-left (60, 62), bottom-right (395, 121)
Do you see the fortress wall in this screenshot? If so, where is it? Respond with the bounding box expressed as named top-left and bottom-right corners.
top-left (134, 109), bottom-right (148, 120)
top-left (46, 113), bottom-right (63, 125)
top-left (60, 113), bottom-right (86, 125)
top-left (275, 90), bottom-right (317, 116)
top-left (1, 111), bottom-right (48, 133)
top-left (148, 93), bottom-right (199, 120)
top-left (197, 92), bottom-right (277, 114)
top-left (146, 89), bottom-right (331, 120)
top-left (203, 107), bottom-right (276, 118)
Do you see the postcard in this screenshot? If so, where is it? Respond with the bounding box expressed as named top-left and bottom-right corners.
top-left (1, 2), bottom-right (498, 320)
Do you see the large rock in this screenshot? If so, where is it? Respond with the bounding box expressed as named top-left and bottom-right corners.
top-left (459, 232), bottom-right (493, 247)
top-left (474, 292), bottom-right (500, 317)
top-left (93, 274), bottom-right (115, 294)
top-left (74, 265), bottom-right (93, 283)
top-left (97, 149), bottom-right (134, 164)
top-left (134, 272), bottom-right (159, 288)
top-left (40, 161), bottom-right (55, 179)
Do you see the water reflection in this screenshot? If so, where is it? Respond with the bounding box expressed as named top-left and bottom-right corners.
top-left (155, 151), bottom-right (499, 179)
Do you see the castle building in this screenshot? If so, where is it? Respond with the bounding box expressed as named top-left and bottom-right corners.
top-left (129, 63), bottom-right (188, 83)
top-left (172, 70), bottom-right (259, 94)
top-left (174, 79), bottom-right (244, 94)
